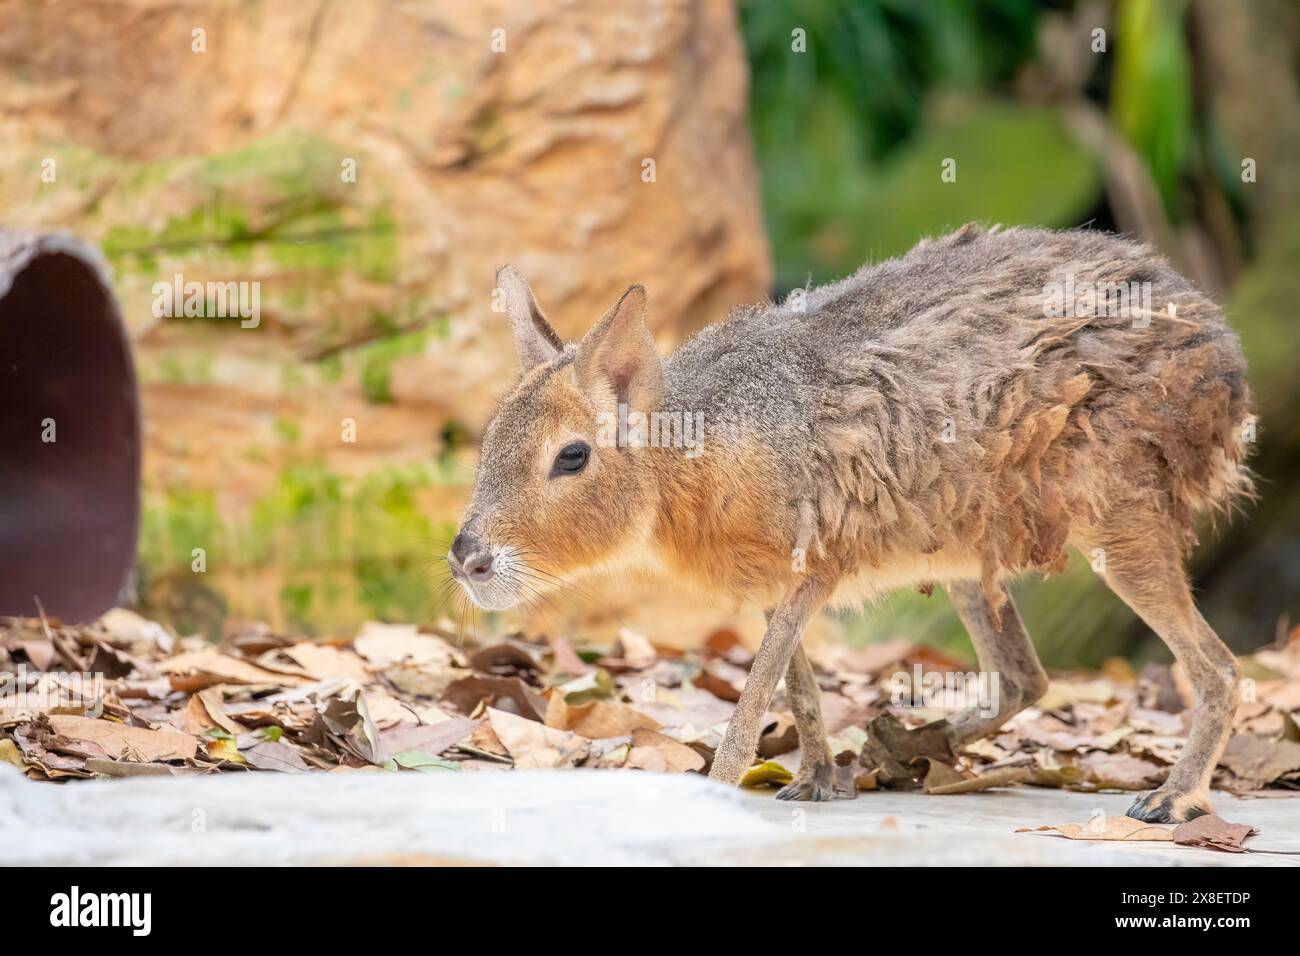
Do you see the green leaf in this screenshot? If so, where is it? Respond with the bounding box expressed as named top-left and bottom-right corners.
top-left (562, 668), bottom-right (616, 705)
top-left (383, 751), bottom-right (461, 774)
top-left (740, 760), bottom-right (794, 789)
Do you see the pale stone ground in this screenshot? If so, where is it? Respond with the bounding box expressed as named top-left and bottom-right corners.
top-left (3, 763), bottom-right (1297, 866)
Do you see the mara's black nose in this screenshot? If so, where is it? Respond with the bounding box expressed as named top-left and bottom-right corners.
top-left (450, 531), bottom-right (494, 583)
top-left (450, 532), bottom-right (476, 564)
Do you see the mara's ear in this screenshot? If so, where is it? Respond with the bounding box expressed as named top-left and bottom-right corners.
top-left (497, 266), bottom-right (563, 371)
top-left (575, 285), bottom-right (663, 411)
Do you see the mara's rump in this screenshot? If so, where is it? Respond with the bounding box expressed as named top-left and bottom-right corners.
top-left (803, 226), bottom-right (1253, 604)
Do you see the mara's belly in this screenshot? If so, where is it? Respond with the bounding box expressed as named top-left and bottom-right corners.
top-left (825, 546), bottom-right (983, 610)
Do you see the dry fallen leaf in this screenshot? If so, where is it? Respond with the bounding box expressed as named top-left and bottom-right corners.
top-left (17, 639), bottom-right (56, 671)
top-left (278, 643), bottom-right (371, 682)
top-left (1126, 733), bottom-right (1185, 765)
top-left (758, 714), bottom-right (799, 758)
top-left (0, 738), bottom-right (27, 769)
top-left (858, 713), bottom-right (954, 789)
top-left (158, 649), bottom-right (310, 691)
top-left (814, 636), bottom-right (913, 677)
top-left (98, 608), bottom-right (174, 653)
top-left (378, 718), bottom-right (477, 764)
top-left (692, 666), bottom-right (742, 703)
top-left (470, 642), bottom-right (542, 676)
top-left (468, 721), bottom-right (509, 758)
top-left (703, 628), bottom-right (750, 666)
top-left (547, 636), bottom-right (591, 676)
top-left (1017, 815), bottom-right (1174, 842)
top-left (242, 739), bottom-right (313, 773)
top-left (1036, 678), bottom-right (1118, 712)
top-left (925, 764), bottom-right (1030, 795)
top-left (919, 757), bottom-right (968, 793)
top-left (1018, 713), bottom-right (1129, 753)
top-left (626, 728), bottom-right (705, 773)
top-left (362, 688), bottom-right (414, 729)
top-left (443, 675), bottom-right (547, 722)
top-left (47, 715), bottom-right (198, 762)
top-left (353, 623), bottom-right (456, 668)
top-left (486, 708), bottom-right (589, 769)
top-left (631, 682), bottom-right (736, 731)
top-left (1218, 734), bottom-right (1300, 789)
top-left (10, 717), bottom-right (94, 776)
top-left (1076, 751), bottom-right (1169, 790)
top-left (611, 628), bottom-right (658, 670)
top-left (84, 758), bottom-right (177, 778)
top-left (1172, 814), bottom-right (1259, 853)
top-left (590, 740), bottom-right (633, 768)
top-left (205, 737), bottom-right (244, 764)
top-left (317, 687), bottom-right (384, 765)
top-left (176, 688), bottom-right (248, 737)
top-left (560, 700), bottom-right (660, 738)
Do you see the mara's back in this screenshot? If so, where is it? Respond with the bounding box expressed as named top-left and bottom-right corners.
top-left (664, 224), bottom-right (1253, 596)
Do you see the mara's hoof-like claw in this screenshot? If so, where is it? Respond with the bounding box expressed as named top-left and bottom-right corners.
top-left (1127, 787), bottom-right (1213, 824)
top-left (775, 771), bottom-right (836, 802)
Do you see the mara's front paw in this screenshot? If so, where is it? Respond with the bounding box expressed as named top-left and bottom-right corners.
top-left (775, 764), bottom-right (835, 802)
top-left (1128, 787), bottom-right (1213, 823)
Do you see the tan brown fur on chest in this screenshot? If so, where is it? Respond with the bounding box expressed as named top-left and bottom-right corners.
top-left (648, 443), bottom-right (795, 602)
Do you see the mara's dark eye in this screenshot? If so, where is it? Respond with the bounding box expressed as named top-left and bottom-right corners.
top-left (551, 441), bottom-right (590, 477)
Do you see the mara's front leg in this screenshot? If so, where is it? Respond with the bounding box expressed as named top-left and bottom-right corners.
top-left (708, 576), bottom-right (834, 788)
top-left (774, 643), bottom-right (836, 801)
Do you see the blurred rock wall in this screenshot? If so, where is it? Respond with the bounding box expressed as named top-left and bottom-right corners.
top-left (0, 0), bottom-right (772, 638)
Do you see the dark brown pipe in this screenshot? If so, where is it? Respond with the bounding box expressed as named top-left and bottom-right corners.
top-left (0, 231), bottom-right (140, 623)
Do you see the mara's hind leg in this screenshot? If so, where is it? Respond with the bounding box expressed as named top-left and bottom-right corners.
top-left (1084, 522), bottom-right (1240, 823)
top-left (942, 581), bottom-right (1049, 745)
top-left (775, 644), bottom-right (835, 801)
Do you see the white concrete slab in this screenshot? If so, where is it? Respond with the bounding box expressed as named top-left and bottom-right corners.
top-left (736, 785), bottom-right (1300, 866)
top-left (3, 764), bottom-right (1296, 866)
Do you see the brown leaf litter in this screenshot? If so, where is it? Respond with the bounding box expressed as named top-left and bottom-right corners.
top-left (4, 609), bottom-right (1300, 849)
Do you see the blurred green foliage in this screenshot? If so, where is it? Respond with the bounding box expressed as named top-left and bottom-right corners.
top-left (138, 461), bottom-right (461, 638)
top-left (1111, 0), bottom-right (1193, 215)
top-left (743, 0), bottom-right (1055, 289)
top-left (741, 0), bottom-right (1299, 665)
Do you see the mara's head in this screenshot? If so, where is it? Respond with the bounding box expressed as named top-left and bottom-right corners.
top-left (448, 267), bottom-right (665, 611)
